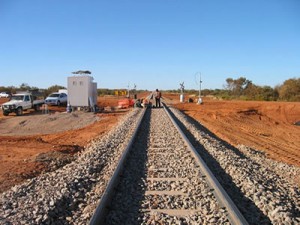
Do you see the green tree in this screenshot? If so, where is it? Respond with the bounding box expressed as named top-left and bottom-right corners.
top-left (243, 82), bottom-right (259, 99)
top-left (278, 78), bottom-right (300, 101)
top-left (19, 83), bottom-right (31, 91)
top-left (225, 77), bottom-right (251, 97)
top-left (258, 86), bottom-right (278, 101)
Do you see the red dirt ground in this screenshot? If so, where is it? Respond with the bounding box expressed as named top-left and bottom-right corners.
top-left (0, 93), bottom-right (299, 193)
top-left (165, 93), bottom-right (300, 167)
top-left (0, 95), bottom-right (128, 193)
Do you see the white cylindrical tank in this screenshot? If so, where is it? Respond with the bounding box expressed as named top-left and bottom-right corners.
top-left (180, 94), bottom-right (184, 103)
top-left (197, 97), bottom-right (203, 104)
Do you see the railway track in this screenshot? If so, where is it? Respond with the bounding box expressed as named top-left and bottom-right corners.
top-left (90, 105), bottom-right (248, 225)
top-left (1, 103), bottom-right (299, 225)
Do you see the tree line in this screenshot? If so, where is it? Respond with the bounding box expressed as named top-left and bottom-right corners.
top-left (167, 77), bottom-right (300, 102)
top-left (0, 83), bottom-right (66, 98)
top-left (223, 77), bottom-right (299, 101)
top-left (1, 77), bottom-right (299, 102)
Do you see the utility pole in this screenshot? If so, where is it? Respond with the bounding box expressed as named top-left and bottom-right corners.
top-left (179, 82), bottom-right (185, 102)
top-left (127, 83), bottom-right (130, 98)
top-left (195, 72), bottom-right (203, 104)
top-left (133, 84), bottom-right (137, 99)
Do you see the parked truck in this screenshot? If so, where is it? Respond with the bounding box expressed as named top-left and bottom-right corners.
top-left (1, 93), bottom-right (44, 116)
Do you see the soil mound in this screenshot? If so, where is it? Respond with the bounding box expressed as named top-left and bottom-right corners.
top-left (0, 112), bottom-right (100, 136)
top-left (166, 95), bottom-right (300, 167)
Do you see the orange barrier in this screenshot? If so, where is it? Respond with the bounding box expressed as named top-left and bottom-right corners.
top-left (118, 98), bottom-right (134, 108)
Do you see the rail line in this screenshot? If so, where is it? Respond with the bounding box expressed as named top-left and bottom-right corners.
top-left (90, 105), bottom-right (248, 225)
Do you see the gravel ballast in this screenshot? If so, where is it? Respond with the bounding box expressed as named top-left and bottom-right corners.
top-left (169, 106), bottom-right (300, 225)
top-left (0, 108), bottom-right (144, 225)
top-left (0, 106), bottom-right (299, 225)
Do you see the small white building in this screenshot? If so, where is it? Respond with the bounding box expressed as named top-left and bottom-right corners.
top-left (67, 75), bottom-right (97, 108)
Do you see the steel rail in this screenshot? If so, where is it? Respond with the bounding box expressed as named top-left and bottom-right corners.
top-left (89, 107), bottom-right (147, 225)
top-left (163, 103), bottom-right (249, 225)
top-left (90, 103), bottom-right (248, 225)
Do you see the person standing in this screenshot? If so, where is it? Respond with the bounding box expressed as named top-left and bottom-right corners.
top-left (154, 89), bottom-right (162, 108)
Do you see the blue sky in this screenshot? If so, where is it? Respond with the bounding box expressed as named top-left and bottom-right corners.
top-left (0, 0), bottom-right (299, 91)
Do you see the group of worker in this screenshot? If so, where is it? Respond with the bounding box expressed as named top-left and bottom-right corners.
top-left (134, 89), bottom-right (162, 108)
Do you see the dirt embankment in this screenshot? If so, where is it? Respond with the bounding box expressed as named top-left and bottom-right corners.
top-left (0, 112), bottom-right (101, 136)
top-left (167, 94), bottom-right (300, 167)
top-left (0, 96), bottom-right (128, 193)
